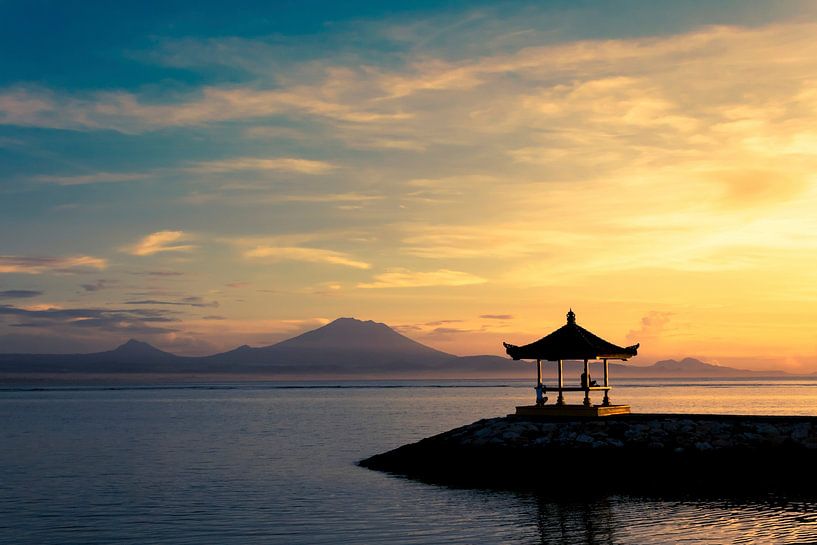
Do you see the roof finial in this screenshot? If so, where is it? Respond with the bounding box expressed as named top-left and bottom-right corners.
top-left (566, 308), bottom-right (576, 324)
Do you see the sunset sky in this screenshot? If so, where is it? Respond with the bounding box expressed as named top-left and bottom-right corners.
top-left (2, 1), bottom-right (817, 370)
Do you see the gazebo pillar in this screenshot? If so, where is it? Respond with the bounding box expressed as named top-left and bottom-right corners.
top-left (557, 359), bottom-right (564, 405)
top-left (582, 359), bottom-right (591, 406)
top-left (602, 358), bottom-right (611, 406)
top-left (535, 359), bottom-right (544, 406)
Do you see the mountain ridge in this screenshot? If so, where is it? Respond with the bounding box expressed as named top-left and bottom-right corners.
top-left (0, 317), bottom-right (797, 378)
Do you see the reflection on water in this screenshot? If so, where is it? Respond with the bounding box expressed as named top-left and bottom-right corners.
top-left (523, 493), bottom-right (817, 544)
top-left (2, 379), bottom-right (817, 544)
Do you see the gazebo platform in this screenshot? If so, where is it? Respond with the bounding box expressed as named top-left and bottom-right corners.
top-left (514, 404), bottom-right (631, 417)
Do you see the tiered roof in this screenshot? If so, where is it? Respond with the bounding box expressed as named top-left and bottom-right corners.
top-left (503, 309), bottom-right (639, 361)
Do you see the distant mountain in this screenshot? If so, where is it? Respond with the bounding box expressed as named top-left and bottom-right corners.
top-left (0, 338), bottom-right (185, 373)
top-left (110, 339), bottom-right (178, 360)
top-left (277, 317), bottom-right (446, 354)
top-left (627, 357), bottom-right (788, 378)
top-left (531, 357), bottom-right (789, 379)
top-left (0, 318), bottom-right (795, 379)
top-left (200, 317), bottom-right (455, 374)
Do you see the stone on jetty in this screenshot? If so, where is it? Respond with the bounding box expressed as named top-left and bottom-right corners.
top-left (359, 414), bottom-right (817, 494)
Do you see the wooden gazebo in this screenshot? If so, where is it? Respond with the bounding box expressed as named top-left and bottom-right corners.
top-left (503, 309), bottom-right (639, 416)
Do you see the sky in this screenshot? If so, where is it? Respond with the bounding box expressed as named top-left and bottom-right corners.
top-left (2, 0), bottom-right (817, 370)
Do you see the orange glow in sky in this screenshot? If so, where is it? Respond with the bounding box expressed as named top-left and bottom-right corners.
top-left (2, 3), bottom-right (817, 371)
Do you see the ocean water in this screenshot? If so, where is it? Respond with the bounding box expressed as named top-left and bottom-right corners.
top-left (3, 378), bottom-right (817, 544)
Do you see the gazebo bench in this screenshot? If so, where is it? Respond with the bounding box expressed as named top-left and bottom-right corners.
top-left (542, 386), bottom-right (611, 392)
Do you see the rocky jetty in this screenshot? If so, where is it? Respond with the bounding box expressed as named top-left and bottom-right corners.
top-left (360, 414), bottom-right (817, 494)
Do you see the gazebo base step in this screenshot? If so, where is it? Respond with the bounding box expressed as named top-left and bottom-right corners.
top-left (514, 404), bottom-right (631, 417)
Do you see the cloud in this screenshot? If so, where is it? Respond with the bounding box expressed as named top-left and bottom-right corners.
top-left (34, 172), bottom-right (148, 185)
top-left (0, 290), bottom-right (42, 299)
top-left (0, 83), bottom-right (411, 132)
top-left (480, 314), bottom-right (513, 320)
top-left (183, 192), bottom-right (383, 207)
top-left (131, 270), bottom-right (185, 277)
top-left (306, 281), bottom-right (343, 296)
top-left (416, 326), bottom-right (487, 343)
top-left (2, 21), bottom-right (815, 137)
top-left (397, 223), bottom-right (559, 259)
top-left (429, 327), bottom-right (473, 335)
top-left (392, 319), bottom-right (466, 334)
top-left (345, 137), bottom-right (426, 151)
top-left (128, 231), bottom-right (197, 256)
top-left (627, 311), bottom-right (673, 343)
top-left (392, 324), bottom-right (422, 333)
top-left (124, 297), bottom-right (218, 308)
top-left (424, 319), bottom-right (464, 326)
top-left (185, 157), bottom-right (336, 175)
top-left (0, 303), bottom-right (179, 335)
top-left (244, 246), bottom-right (370, 269)
top-left (28, 154), bottom-right (335, 188)
top-left (81, 279), bottom-right (113, 292)
top-left (358, 268), bottom-right (486, 288)
top-left (0, 255), bottom-right (107, 274)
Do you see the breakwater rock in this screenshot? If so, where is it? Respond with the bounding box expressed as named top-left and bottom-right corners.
top-left (359, 414), bottom-right (817, 494)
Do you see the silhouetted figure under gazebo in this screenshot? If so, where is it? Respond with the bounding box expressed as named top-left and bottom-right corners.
top-left (503, 309), bottom-right (639, 416)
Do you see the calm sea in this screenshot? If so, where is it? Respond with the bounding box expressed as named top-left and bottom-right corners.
top-left (3, 378), bottom-right (817, 544)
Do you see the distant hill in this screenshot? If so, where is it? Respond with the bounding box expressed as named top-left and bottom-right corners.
top-left (0, 317), bottom-right (794, 379)
top-left (110, 339), bottom-right (179, 361)
top-left (641, 357), bottom-right (779, 377)
top-left (606, 358), bottom-right (784, 378)
top-left (200, 317), bottom-right (456, 374)
top-left (531, 357), bottom-right (789, 379)
top-left (0, 337), bottom-right (186, 373)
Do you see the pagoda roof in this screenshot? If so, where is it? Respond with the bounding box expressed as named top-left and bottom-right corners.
top-left (503, 309), bottom-right (639, 361)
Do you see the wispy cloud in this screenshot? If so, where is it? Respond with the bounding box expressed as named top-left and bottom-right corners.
top-left (0, 255), bottom-right (107, 274)
top-left (244, 246), bottom-right (371, 269)
top-left (3, 22), bottom-right (816, 137)
top-left (424, 319), bottom-right (464, 326)
top-left (358, 268), bottom-right (486, 288)
top-left (0, 84), bottom-right (411, 132)
top-left (31, 155), bottom-right (334, 188)
top-left (424, 326), bottom-right (476, 337)
top-left (34, 172), bottom-right (148, 186)
top-left (130, 270), bottom-right (185, 277)
top-left (81, 279), bottom-right (113, 292)
top-left (0, 303), bottom-right (178, 335)
top-left (128, 231), bottom-right (197, 256)
top-left (183, 191), bottom-right (383, 206)
top-left (124, 296), bottom-right (218, 308)
top-left (185, 157), bottom-right (336, 175)
top-left (0, 290), bottom-right (42, 299)
top-left (307, 281), bottom-right (343, 296)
